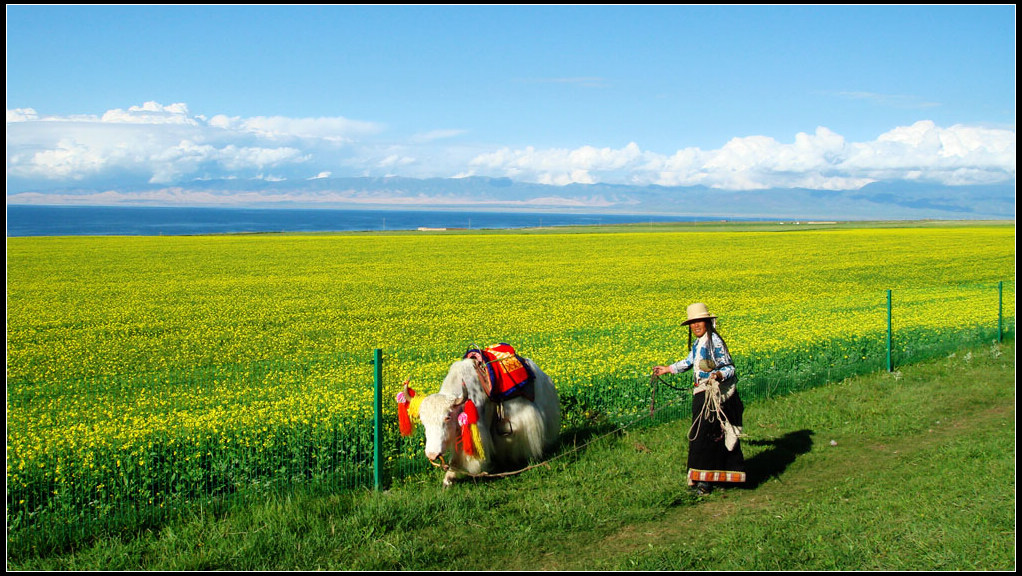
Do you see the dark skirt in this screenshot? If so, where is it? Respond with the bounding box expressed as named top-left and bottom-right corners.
top-left (687, 388), bottom-right (746, 483)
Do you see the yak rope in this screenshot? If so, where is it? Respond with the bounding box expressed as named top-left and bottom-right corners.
top-left (648, 370), bottom-right (698, 412)
top-left (435, 373), bottom-right (691, 481)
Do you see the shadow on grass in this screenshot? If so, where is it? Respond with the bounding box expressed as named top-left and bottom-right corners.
top-left (557, 423), bottom-right (624, 455)
top-left (440, 423), bottom-right (624, 487)
top-left (741, 429), bottom-right (814, 489)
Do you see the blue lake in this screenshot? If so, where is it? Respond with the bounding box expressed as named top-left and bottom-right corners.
top-left (6, 205), bottom-right (727, 237)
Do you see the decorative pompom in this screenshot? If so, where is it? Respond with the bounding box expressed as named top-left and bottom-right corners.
top-left (395, 381), bottom-right (416, 405)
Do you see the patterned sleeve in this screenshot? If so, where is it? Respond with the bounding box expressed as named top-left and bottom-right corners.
top-left (678, 333), bottom-right (737, 383)
top-left (709, 333), bottom-right (736, 381)
top-left (668, 345), bottom-right (695, 374)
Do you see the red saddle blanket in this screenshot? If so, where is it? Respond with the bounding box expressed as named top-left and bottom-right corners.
top-left (463, 343), bottom-right (535, 402)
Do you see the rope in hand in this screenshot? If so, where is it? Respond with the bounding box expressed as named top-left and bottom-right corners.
top-left (650, 371), bottom-right (691, 394)
top-left (653, 370), bottom-right (743, 446)
top-left (440, 371), bottom-right (691, 480)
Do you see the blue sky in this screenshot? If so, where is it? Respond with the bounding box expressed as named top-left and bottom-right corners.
top-left (5, 5), bottom-right (1016, 204)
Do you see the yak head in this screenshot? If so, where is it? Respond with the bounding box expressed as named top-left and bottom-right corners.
top-left (418, 385), bottom-right (469, 463)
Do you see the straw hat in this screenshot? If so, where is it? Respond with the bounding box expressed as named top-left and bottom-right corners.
top-left (682, 302), bottom-right (717, 326)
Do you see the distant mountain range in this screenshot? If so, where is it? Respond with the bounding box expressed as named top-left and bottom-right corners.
top-left (7, 176), bottom-right (1016, 220)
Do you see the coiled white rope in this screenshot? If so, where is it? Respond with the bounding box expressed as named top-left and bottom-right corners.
top-left (688, 377), bottom-right (742, 450)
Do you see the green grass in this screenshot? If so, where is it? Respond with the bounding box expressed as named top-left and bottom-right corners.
top-left (8, 338), bottom-right (1014, 571)
top-left (8, 223), bottom-right (1012, 549)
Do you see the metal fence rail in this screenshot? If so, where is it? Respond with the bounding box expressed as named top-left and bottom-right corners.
top-left (6, 282), bottom-right (1015, 557)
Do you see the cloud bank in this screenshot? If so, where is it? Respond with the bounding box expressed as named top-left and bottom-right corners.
top-left (6, 101), bottom-right (1016, 198)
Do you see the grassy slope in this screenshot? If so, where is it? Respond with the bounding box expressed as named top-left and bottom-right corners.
top-left (9, 339), bottom-right (1014, 571)
top-left (556, 342), bottom-right (1016, 571)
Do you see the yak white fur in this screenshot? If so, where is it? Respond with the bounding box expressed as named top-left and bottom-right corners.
top-left (418, 357), bottom-right (560, 486)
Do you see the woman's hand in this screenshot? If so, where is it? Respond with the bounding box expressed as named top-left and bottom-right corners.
top-left (652, 365), bottom-right (671, 377)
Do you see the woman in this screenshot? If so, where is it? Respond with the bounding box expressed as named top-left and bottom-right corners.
top-left (653, 302), bottom-right (746, 495)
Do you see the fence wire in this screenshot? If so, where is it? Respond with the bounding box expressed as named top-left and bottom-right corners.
top-left (6, 282), bottom-right (1015, 557)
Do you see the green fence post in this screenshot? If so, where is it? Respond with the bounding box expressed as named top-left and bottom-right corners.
top-left (886, 290), bottom-right (893, 372)
top-left (372, 348), bottom-right (383, 491)
top-left (998, 281), bottom-right (1003, 343)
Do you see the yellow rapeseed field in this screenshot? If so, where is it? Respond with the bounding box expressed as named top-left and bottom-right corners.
top-left (5, 223), bottom-right (1015, 540)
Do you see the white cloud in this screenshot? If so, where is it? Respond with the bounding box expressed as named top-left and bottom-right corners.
top-left (468, 122), bottom-right (1014, 190)
top-left (101, 101), bottom-right (199, 125)
top-left (470, 142), bottom-right (649, 186)
top-left (216, 145), bottom-right (308, 171)
top-left (377, 154), bottom-right (416, 169)
top-left (838, 121), bottom-right (1017, 187)
top-left (7, 108), bottom-right (39, 122)
top-left (27, 138), bottom-right (109, 178)
top-left (209, 114), bottom-right (383, 141)
top-left (5, 102), bottom-right (1017, 194)
top-left (6, 102), bottom-right (369, 187)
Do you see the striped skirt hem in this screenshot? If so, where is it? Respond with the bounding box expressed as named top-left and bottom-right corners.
top-left (688, 469), bottom-right (746, 483)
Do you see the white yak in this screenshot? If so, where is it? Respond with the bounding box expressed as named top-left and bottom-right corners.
top-left (417, 355), bottom-right (560, 487)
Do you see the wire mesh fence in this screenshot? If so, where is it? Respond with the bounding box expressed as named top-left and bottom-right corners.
top-left (6, 282), bottom-right (1015, 556)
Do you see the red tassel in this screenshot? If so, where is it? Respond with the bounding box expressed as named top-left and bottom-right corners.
top-left (398, 402), bottom-right (412, 436)
top-left (396, 382), bottom-right (415, 437)
top-left (463, 399), bottom-right (478, 424)
top-left (460, 400), bottom-right (478, 456)
top-left (461, 422), bottom-right (474, 456)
